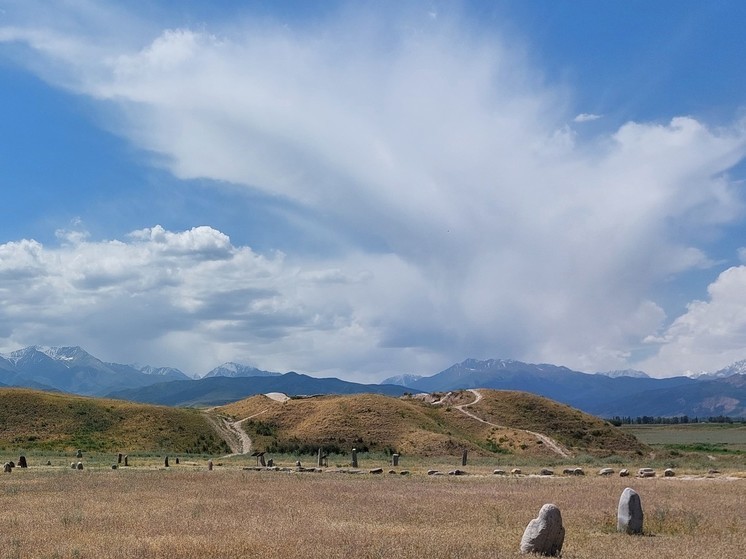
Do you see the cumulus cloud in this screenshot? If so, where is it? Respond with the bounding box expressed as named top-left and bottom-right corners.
top-left (1, 2), bottom-right (746, 378)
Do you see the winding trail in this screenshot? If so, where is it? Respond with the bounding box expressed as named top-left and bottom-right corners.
top-left (455, 389), bottom-right (572, 458)
top-left (207, 410), bottom-right (268, 458)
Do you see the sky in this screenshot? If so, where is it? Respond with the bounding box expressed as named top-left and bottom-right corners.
top-left (1, 0), bottom-right (746, 380)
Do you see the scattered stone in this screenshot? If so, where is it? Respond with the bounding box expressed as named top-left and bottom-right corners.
top-left (124, 455), bottom-right (129, 467)
top-left (427, 470), bottom-right (439, 476)
top-left (118, 453), bottom-right (123, 464)
top-left (3, 463), bottom-right (11, 473)
top-left (46, 460), bottom-right (52, 466)
top-left (351, 448), bottom-right (358, 468)
top-left (708, 469), bottom-right (720, 475)
top-left (617, 487), bottom-right (643, 534)
top-left (8, 461), bottom-right (14, 468)
top-left (562, 468), bottom-right (574, 475)
top-left (573, 468), bottom-right (585, 476)
top-left (76, 462), bottom-right (83, 470)
top-left (619, 469), bottom-right (630, 477)
top-left (539, 468), bottom-right (554, 476)
top-left (70, 462), bottom-right (76, 470)
top-left (493, 469), bottom-right (506, 475)
top-left (111, 464), bottom-right (118, 470)
top-left (461, 449), bottom-right (468, 467)
top-left (259, 454), bottom-right (266, 467)
top-left (399, 470), bottom-right (410, 475)
top-left (76, 449), bottom-right (83, 459)
top-left (369, 468), bottom-right (384, 474)
top-left (598, 468), bottom-right (614, 476)
top-left (295, 460), bottom-right (302, 468)
top-left (317, 448), bottom-right (324, 468)
top-left (511, 468), bottom-right (522, 475)
top-left (208, 460), bottom-right (213, 471)
top-left (519, 504), bottom-right (565, 556)
top-left (638, 468), bottom-right (655, 478)
top-left (392, 453), bottom-right (400, 467)
top-left (164, 456), bottom-right (169, 468)
top-left (267, 458), bottom-right (274, 467)
top-left (664, 468), bottom-right (675, 477)
top-left (175, 457), bottom-right (180, 465)
top-left (388, 469), bottom-right (397, 474)
top-left (448, 469), bottom-right (467, 476)
top-left (18, 456), bottom-right (27, 468)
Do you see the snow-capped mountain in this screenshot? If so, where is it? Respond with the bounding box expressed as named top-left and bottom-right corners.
top-left (202, 362), bottom-right (280, 379)
top-left (597, 369), bottom-right (651, 379)
top-left (380, 373), bottom-right (424, 387)
top-left (690, 360), bottom-right (746, 380)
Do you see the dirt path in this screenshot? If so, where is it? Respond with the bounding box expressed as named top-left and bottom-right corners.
top-left (206, 410), bottom-right (267, 457)
top-left (456, 389), bottom-right (572, 458)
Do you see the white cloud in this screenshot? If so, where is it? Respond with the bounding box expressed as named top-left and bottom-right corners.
top-left (574, 113), bottom-right (602, 123)
top-left (1, 3), bottom-right (746, 379)
top-left (640, 266), bottom-right (746, 376)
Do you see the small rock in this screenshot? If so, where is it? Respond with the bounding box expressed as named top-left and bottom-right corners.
top-left (3, 463), bottom-right (11, 473)
top-left (573, 468), bottom-right (585, 476)
top-left (539, 468), bottom-right (553, 476)
top-left (598, 468), bottom-right (614, 476)
top-left (520, 504), bottom-right (565, 556)
top-left (70, 462), bottom-right (76, 470)
top-left (111, 464), bottom-right (118, 470)
top-left (46, 460), bottom-right (52, 466)
top-left (18, 456), bottom-right (28, 468)
top-left (388, 469), bottom-right (397, 474)
top-left (663, 468), bottom-right (675, 477)
top-left (638, 468), bottom-right (655, 478)
top-left (708, 469), bottom-right (720, 475)
top-left (619, 469), bottom-right (630, 477)
top-left (493, 469), bottom-right (506, 475)
top-left (369, 468), bottom-right (384, 474)
top-left (448, 469), bottom-right (466, 476)
top-left (76, 449), bottom-right (83, 459)
top-left (511, 468), bottom-right (522, 475)
top-left (76, 462), bottom-right (83, 470)
top-left (399, 470), bottom-right (410, 475)
top-left (427, 470), bottom-right (439, 476)
top-left (617, 487), bottom-right (644, 535)
top-left (8, 461), bottom-right (15, 468)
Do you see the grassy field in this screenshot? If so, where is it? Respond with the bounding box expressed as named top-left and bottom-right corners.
top-left (0, 467), bottom-right (743, 558)
top-left (621, 423), bottom-right (746, 453)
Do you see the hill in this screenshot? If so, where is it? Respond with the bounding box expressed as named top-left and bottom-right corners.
top-left (218, 389), bottom-right (646, 458)
top-left (0, 388), bottom-right (229, 454)
top-left (109, 372), bottom-right (408, 406)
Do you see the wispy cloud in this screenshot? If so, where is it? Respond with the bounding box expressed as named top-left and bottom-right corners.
top-left (1, 3), bottom-right (746, 378)
top-left (573, 113), bottom-right (602, 123)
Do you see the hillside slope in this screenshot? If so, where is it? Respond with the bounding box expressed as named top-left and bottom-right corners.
top-left (219, 389), bottom-right (646, 458)
top-left (0, 388), bottom-right (229, 454)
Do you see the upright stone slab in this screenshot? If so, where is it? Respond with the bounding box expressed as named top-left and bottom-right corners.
top-left (617, 487), bottom-right (643, 535)
top-left (461, 449), bottom-right (468, 466)
top-left (259, 454), bottom-right (266, 467)
top-left (392, 454), bottom-right (399, 467)
top-left (3, 463), bottom-right (11, 473)
top-left (208, 460), bottom-right (213, 471)
top-left (124, 455), bottom-right (129, 467)
top-left (76, 462), bottom-right (83, 470)
top-left (520, 504), bottom-right (565, 556)
top-left (267, 458), bottom-right (274, 467)
top-left (118, 453), bottom-right (123, 464)
top-left (164, 456), bottom-right (169, 468)
top-left (175, 457), bottom-right (180, 465)
top-left (351, 448), bottom-right (358, 468)
top-left (76, 449), bottom-right (83, 459)
top-left (317, 448), bottom-right (323, 467)
top-left (18, 456), bottom-right (27, 468)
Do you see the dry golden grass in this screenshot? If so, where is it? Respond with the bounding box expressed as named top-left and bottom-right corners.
top-left (0, 468), bottom-right (742, 558)
top-left (217, 390), bottom-right (643, 459)
top-left (0, 388), bottom-right (229, 454)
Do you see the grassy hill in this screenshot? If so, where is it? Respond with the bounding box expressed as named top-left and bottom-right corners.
top-left (218, 389), bottom-right (646, 458)
top-left (0, 388), bottom-right (230, 454)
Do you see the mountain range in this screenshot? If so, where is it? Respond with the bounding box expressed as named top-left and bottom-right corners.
top-left (1, 346), bottom-right (744, 417)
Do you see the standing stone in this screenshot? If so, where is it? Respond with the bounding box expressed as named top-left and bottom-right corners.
top-left (175, 457), bottom-right (180, 465)
top-left (18, 456), bottom-right (28, 468)
top-left (617, 487), bottom-right (644, 535)
top-left (267, 458), bottom-right (274, 467)
top-left (664, 468), bottom-right (675, 477)
top-left (117, 453), bottom-right (123, 464)
top-left (392, 454), bottom-right (400, 467)
top-left (259, 454), bottom-right (266, 467)
top-left (76, 462), bottom-right (83, 470)
top-left (46, 460), bottom-right (52, 466)
top-left (3, 463), bottom-right (11, 473)
top-left (520, 504), bottom-right (565, 556)
top-left (124, 455), bottom-right (128, 467)
top-left (76, 449), bottom-right (83, 459)
top-left (351, 448), bottom-right (358, 468)
top-left (208, 460), bottom-right (213, 471)
top-left (164, 456), bottom-right (169, 468)
top-left (70, 462), bottom-right (76, 470)
top-left (619, 469), bottom-right (630, 477)
top-left (461, 449), bottom-right (468, 467)
top-left (317, 448), bottom-right (323, 467)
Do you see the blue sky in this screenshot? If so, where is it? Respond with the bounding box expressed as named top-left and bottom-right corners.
top-left (1, 0), bottom-right (746, 379)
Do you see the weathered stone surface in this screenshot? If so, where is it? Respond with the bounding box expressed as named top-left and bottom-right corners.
top-left (638, 468), bottom-right (655, 478)
top-left (617, 487), bottom-right (643, 534)
top-left (351, 448), bottom-right (358, 468)
top-left (76, 462), bottom-right (83, 470)
top-left (619, 469), bottom-right (630, 477)
top-left (392, 454), bottom-right (399, 467)
top-left (70, 462), bottom-right (76, 469)
top-left (461, 449), bottom-right (468, 466)
top-left (520, 504), bottom-right (565, 556)
top-left (493, 469), bottom-right (506, 475)
top-left (599, 468), bottom-right (614, 476)
top-left (664, 468), bottom-right (675, 477)
top-left (539, 468), bottom-right (554, 476)
top-left (511, 468), bottom-right (522, 475)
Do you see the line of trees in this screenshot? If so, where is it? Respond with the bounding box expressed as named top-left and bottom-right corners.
top-left (606, 415), bottom-right (746, 426)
